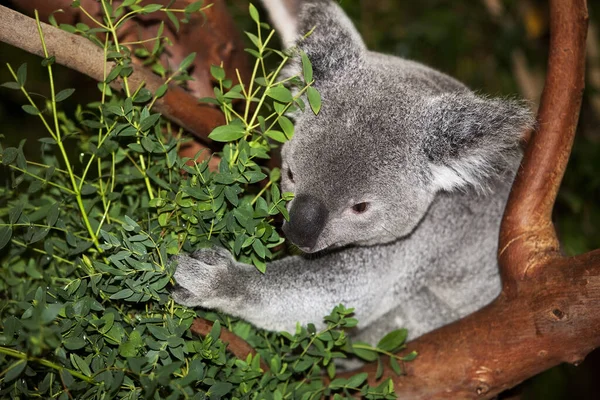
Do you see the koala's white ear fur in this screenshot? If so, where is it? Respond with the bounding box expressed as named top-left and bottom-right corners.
top-left (424, 93), bottom-right (534, 192)
top-left (260, 0), bottom-right (298, 48)
top-left (261, 0), bottom-right (365, 80)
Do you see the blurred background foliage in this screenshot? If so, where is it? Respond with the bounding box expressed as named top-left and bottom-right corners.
top-left (1, 0), bottom-right (599, 399)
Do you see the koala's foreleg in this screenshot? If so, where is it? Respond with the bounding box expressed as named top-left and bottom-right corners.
top-left (172, 246), bottom-right (396, 333)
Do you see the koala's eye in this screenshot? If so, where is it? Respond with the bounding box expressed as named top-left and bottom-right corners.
top-left (351, 202), bottom-right (370, 214)
top-left (287, 168), bottom-right (294, 183)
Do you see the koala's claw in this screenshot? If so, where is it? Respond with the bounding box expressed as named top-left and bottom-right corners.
top-left (171, 247), bottom-right (233, 307)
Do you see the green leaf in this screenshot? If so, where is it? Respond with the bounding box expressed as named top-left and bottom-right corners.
top-left (22, 104), bottom-right (40, 115)
top-left (1, 82), bottom-right (21, 90)
top-left (208, 382), bottom-right (233, 399)
top-left (267, 86), bottom-right (293, 103)
top-left (119, 330), bottom-right (143, 357)
top-left (270, 168), bottom-right (281, 183)
top-left (2, 147), bottom-right (18, 164)
top-left (147, 325), bottom-right (169, 340)
top-left (180, 52), bottom-right (196, 71)
top-left (401, 351), bottom-right (418, 361)
top-left (252, 240), bottom-right (266, 258)
top-left (70, 354), bottom-right (92, 377)
top-left (249, 3), bottom-right (260, 23)
top-left (16, 63), bottom-right (27, 86)
top-left (4, 360), bottom-right (27, 383)
top-left (139, 113), bottom-right (161, 131)
top-left (389, 356), bottom-right (402, 375)
top-left (80, 184), bottom-right (97, 195)
top-left (246, 32), bottom-right (261, 49)
top-left (64, 337), bottom-right (87, 350)
top-left (328, 377), bottom-right (348, 389)
top-left (210, 65), bottom-right (225, 81)
top-left (209, 319), bottom-right (222, 342)
top-left (375, 357), bottom-right (384, 380)
top-left (133, 88), bottom-right (153, 103)
top-left (166, 10), bottom-right (180, 31)
top-left (307, 86), bottom-right (322, 115)
top-left (9, 203), bottom-right (24, 224)
top-left (208, 124), bottom-right (245, 142)
top-left (301, 51), bottom-right (313, 83)
top-left (128, 357), bottom-right (147, 375)
top-left (110, 288), bottom-right (134, 300)
top-left (42, 56), bottom-right (56, 67)
top-left (141, 4), bottom-right (163, 13)
top-left (0, 226), bottom-right (12, 250)
top-left (184, 1), bottom-right (203, 13)
top-left (278, 116), bottom-right (294, 139)
top-left (154, 83), bottom-right (168, 99)
top-left (124, 215), bottom-right (141, 232)
top-left (352, 342), bottom-right (379, 362)
top-left (141, 136), bottom-right (157, 152)
top-left (377, 328), bottom-right (407, 352)
top-left (346, 372), bottom-right (368, 388)
top-left (106, 65), bottom-right (122, 83)
top-left (41, 303), bottom-right (63, 324)
top-left (55, 88), bottom-right (75, 102)
top-left (60, 368), bottom-right (75, 388)
top-left (264, 130), bottom-right (287, 143)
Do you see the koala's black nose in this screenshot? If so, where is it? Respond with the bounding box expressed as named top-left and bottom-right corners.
top-left (283, 195), bottom-right (328, 250)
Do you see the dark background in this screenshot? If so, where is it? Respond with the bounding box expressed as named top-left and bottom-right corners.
top-left (1, 0), bottom-right (599, 398)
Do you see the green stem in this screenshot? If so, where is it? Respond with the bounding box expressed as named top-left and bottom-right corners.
top-left (11, 239), bottom-right (74, 265)
top-left (101, 0), bottom-right (154, 200)
top-left (75, 3), bottom-right (108, 29)
top-left (0, 346), bottom-right (96, 384)
top-left (4, 164), bottom-right (75, 194)
top-left (251, 180), bottom-right (272, 205)
top-left (34, 12), bottom-right (103, 253)
top-left (1, 223), bottom-right (90, 240)
top-left (263, 82), bottom-right (313, 134)
top-left (6, 64), bottom-right (57, 141)
top-left (351, 343), bottom-right (410, 360)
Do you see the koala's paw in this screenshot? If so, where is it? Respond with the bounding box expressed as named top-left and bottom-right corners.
top-left (171, 247), bottom-right (234, 308)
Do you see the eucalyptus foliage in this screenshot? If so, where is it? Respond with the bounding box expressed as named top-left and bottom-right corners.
top-left (0, 1), bottom-right (413, 398)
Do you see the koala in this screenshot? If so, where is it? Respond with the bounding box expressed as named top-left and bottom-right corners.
top-left (172, 0), bottom-right (534, 344)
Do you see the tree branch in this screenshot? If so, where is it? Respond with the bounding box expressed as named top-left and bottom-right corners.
top-left (499, 0), bottom-right (588, 283)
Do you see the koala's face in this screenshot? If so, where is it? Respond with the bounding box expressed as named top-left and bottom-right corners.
top-left (280, 70), bottom-right (441, 253)
top-left (278, 1), bottom-right (533, 253)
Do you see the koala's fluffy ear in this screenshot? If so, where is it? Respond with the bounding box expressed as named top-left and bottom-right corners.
top-left (423, 92), bottom-right (535, 191)
top-left (262, 0), bottom-right (366, 80)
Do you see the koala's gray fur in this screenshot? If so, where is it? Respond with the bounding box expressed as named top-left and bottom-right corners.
top-left (172, 0), bottom-right (534, 344)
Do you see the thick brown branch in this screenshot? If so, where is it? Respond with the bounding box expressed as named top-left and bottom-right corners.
top-left (0, 4), bottom-right (224, 145)
top-left (499, 0), bottom-right (588, 283)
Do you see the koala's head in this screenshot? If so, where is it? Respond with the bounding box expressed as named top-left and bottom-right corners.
top-left (275, 0), bottom-right (534, 253)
